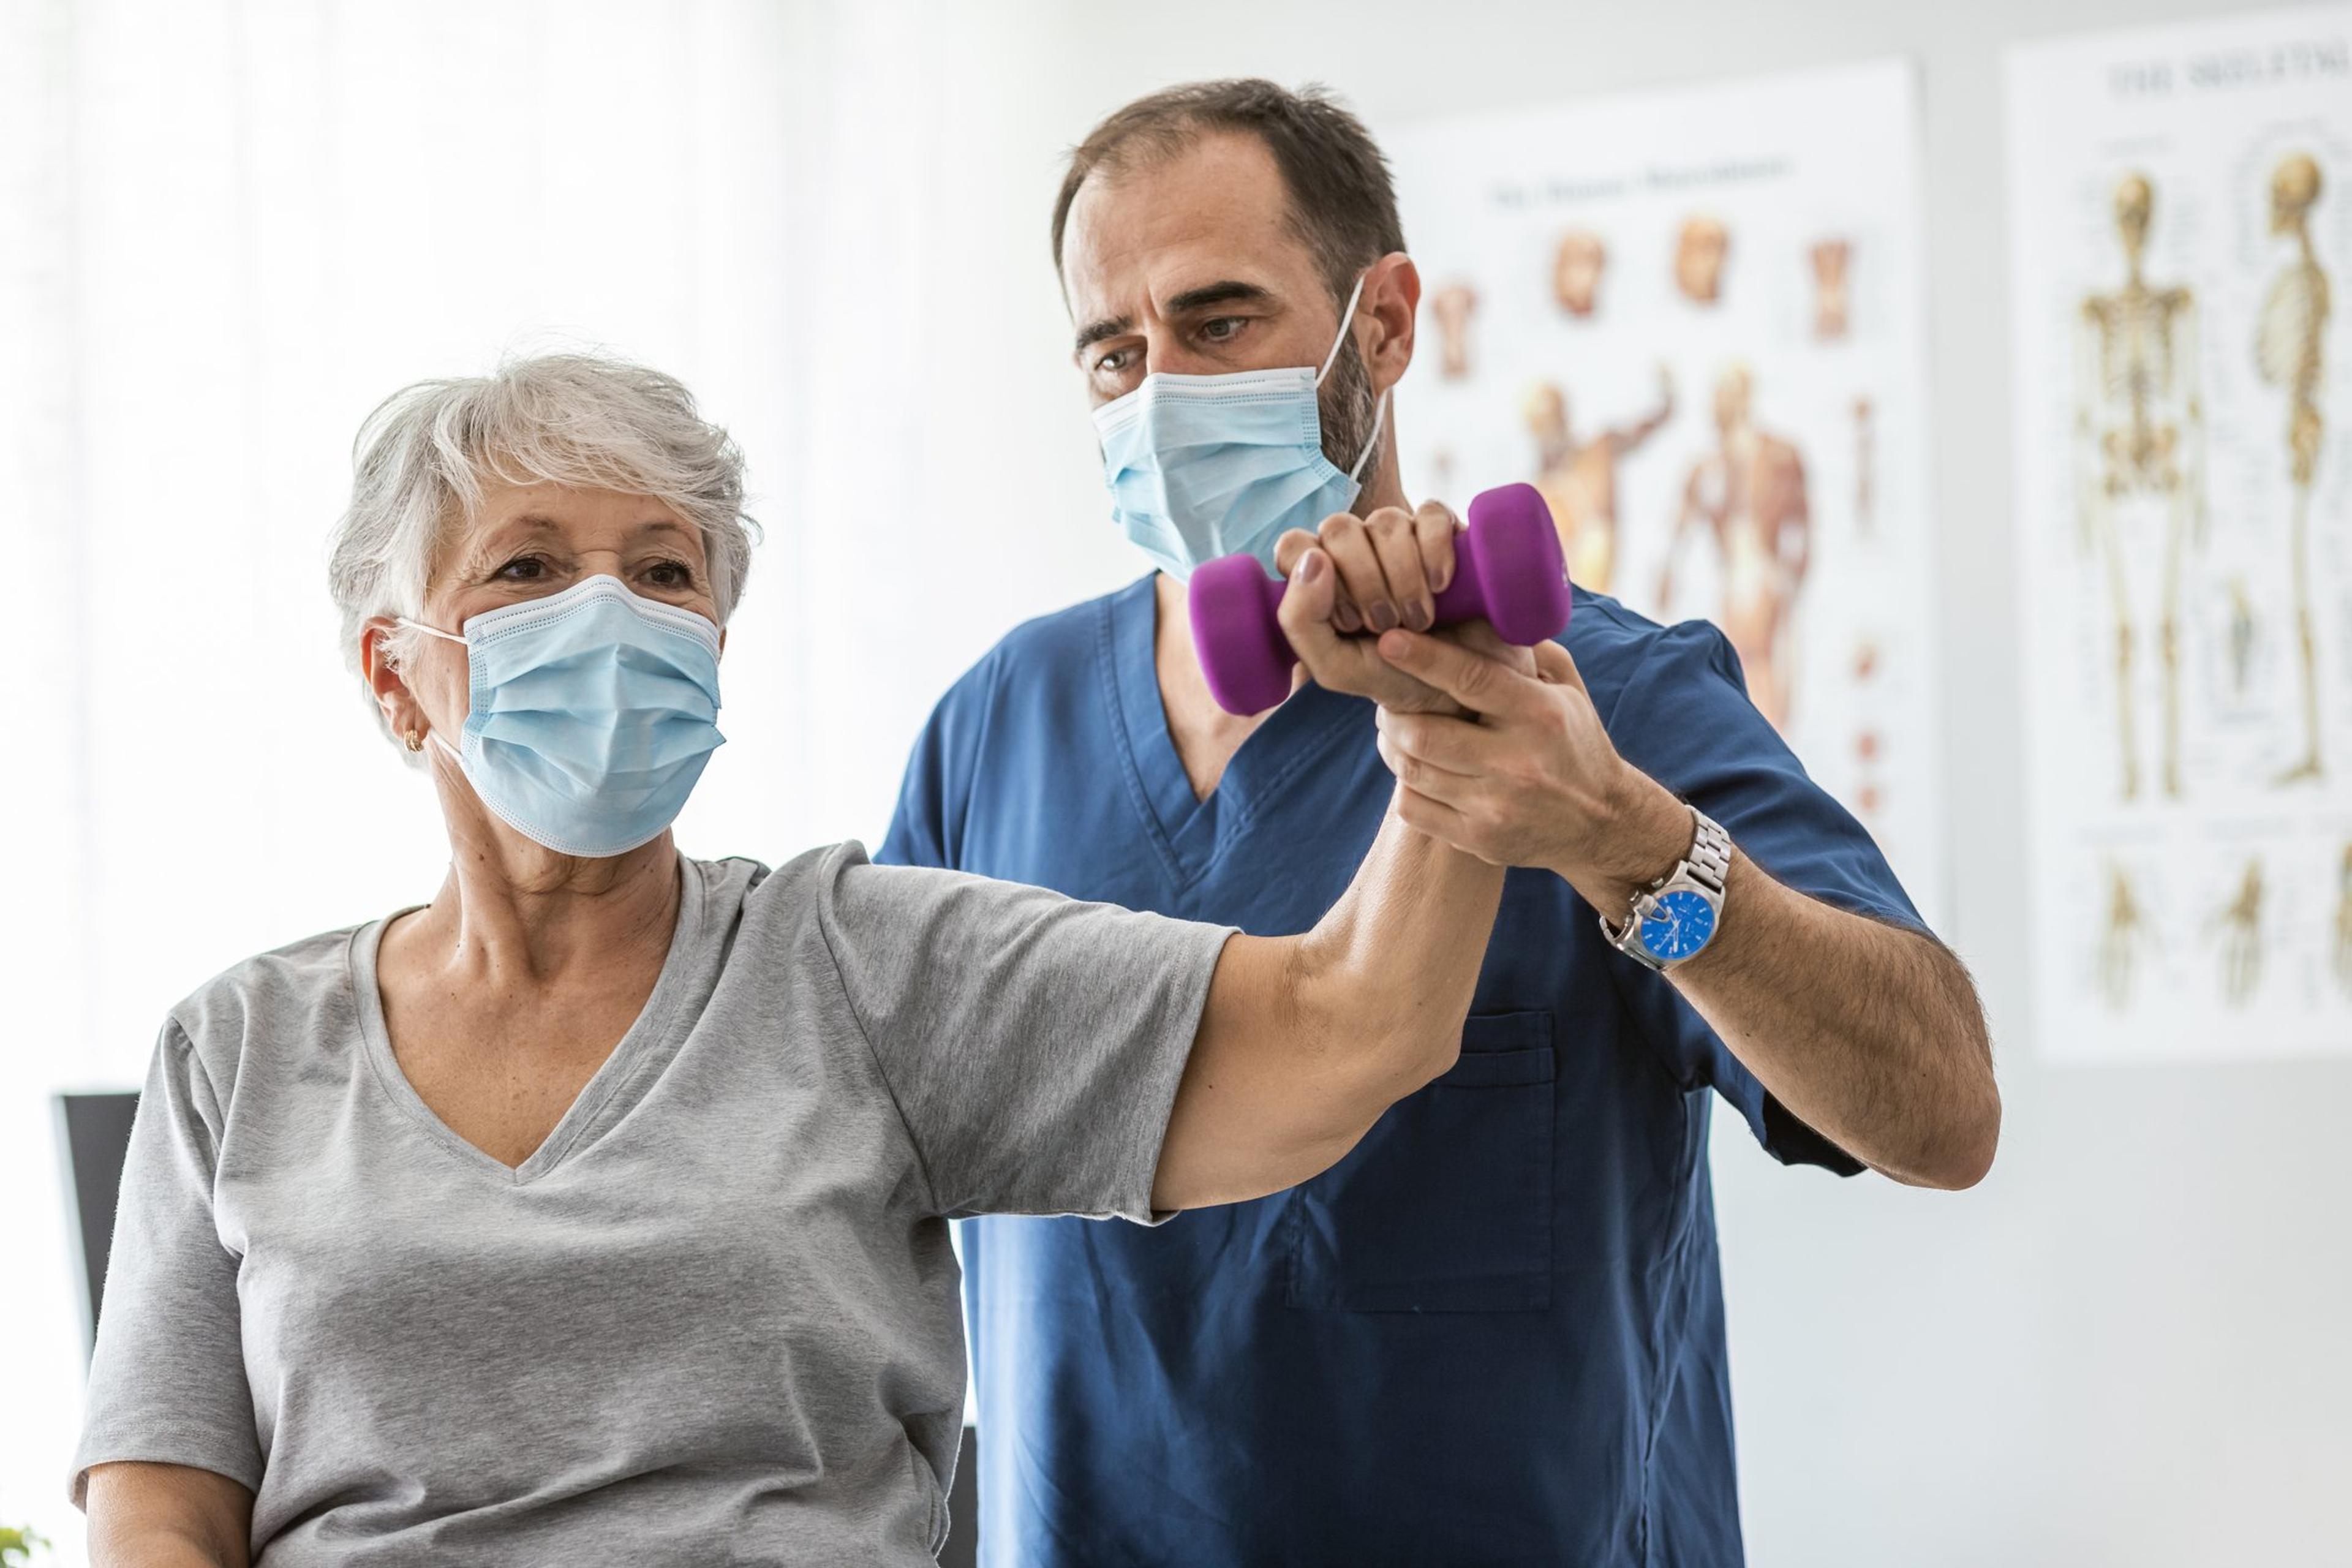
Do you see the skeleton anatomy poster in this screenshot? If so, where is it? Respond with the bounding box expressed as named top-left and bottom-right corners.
top-left (1387, 59), bottom-right (1945, 921)
top-left (2010, 7), bottom-right (2352, 1061)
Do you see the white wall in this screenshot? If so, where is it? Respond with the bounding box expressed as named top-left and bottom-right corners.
top-left (4, 1), bottom-right (2343, 1562)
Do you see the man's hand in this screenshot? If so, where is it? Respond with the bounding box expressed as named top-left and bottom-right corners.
top-left (1372, 627), bottom-right (2002, 1191)
top-left (1275, 502), bottom-right (1458, 636)
top-left (1275, 504), bottom-right (1532, 712)
top-left (1369, 631), bottom-right (1691, 913)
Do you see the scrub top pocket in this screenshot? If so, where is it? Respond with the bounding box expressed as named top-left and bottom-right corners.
top-left (1286, 1011), bottom-right (1556, 1313)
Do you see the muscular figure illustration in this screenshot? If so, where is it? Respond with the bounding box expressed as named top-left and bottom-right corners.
top-left (1675, 215), bottom-right (1730, 305)
top-left (1553, 230), bottom-right (1607, 317)
top-left (2099, 861), bottom-right (2146, 1009)
top-left (1522, 369), bottom-right (1675, 595)
top-left (1855, 397), bottom-right (1875, 540)
top-left (1430, 281), bottom-right (1479, 381)
top-left (2076, 172), bottom-right (2206, 801)
top-left (1660, 363), bottom-right (1812, 728)
top-left (1811, 237), bottom-right (1853, 339)
top-left (2255, 152), bottom-right (2332, 785)
top-left (2209, 858), bottom-right (2265, 1005)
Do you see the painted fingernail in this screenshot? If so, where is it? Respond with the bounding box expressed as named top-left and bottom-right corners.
top-left (1368, 601), bottom-right (1398, 633)
top-left (1406, 600), bottom-right (1434, 631)
top-left (1298, 551), bottom-right (1327, 584)
top-left (1335, 603), bottom-right (1362, 633)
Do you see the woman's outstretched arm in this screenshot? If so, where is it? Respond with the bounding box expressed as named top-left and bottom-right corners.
top-left (1150, 546), bottom-right (1520, 1213)
top-left (1152, 791), bottom-right (1507, 1212)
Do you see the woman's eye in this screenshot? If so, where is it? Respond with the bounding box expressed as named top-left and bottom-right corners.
top-left (644, 560), bottom-right (693, 589)
top-left (496, 556), bottom-right (548, 581)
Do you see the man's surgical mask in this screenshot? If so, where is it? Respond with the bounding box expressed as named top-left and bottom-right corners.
top-left (399, 575), bottom-right (725, 858)
top-left (1093, 272), bottom-right (1387, 581)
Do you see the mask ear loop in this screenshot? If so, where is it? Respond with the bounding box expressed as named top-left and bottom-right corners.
top-left (1349, 390), bottom-right (1389, 483)
top-left (389, 618), bottom-right (467, 762)
top-left (1313, 271), bottom-right (1387, 484)
top-left (1314, 271), bottom-right (1373, 388)
top-left (396, 617), bottom-right (466, 646)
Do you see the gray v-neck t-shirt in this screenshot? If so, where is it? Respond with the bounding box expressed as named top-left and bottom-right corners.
top-left (73, 844), bottom-right (1232, 1564)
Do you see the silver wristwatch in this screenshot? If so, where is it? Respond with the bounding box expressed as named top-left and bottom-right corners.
top-left (1602, 805), bottom-right (1732, 971)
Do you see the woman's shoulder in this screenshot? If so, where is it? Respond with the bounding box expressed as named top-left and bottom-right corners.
top-left (699, 842), bottom-right (984, 956)
top-left (165, 921), bottom-right (375, 1084)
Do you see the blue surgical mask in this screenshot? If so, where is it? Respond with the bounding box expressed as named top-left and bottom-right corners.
top-left (400, 575), bottom-right (725, 858)
top-left (1093, 271), bottom-right (1388, 581)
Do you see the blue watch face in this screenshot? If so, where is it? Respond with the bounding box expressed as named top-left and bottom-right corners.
top-left (1639, 888), bottom-right (1717, 962)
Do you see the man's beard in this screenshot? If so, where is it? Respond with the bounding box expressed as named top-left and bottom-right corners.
top-left (1316, 331), bottom-right (1382, 484)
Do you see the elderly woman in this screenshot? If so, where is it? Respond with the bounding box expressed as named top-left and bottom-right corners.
top-left (73, 354), bottom-right (1510, 1566)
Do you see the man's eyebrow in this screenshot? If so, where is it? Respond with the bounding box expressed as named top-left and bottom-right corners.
top-left (1164, 279), bottom-right (1275, 315)
top-left (1074, 314), bottom-right (1134, 356)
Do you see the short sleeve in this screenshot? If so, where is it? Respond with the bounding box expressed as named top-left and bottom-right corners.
top-left (814, 846), bottom-right (1233, 1221)
top-left (1598, 620), bottom-right (1926, 1175)
top-left (72, 1020), bottom-right (261, 1506)
top-left (876, 647), bottom-right (997, 873)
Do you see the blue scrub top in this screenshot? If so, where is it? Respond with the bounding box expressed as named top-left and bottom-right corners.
top-left (881, 575), bottom-right (1921, 1568)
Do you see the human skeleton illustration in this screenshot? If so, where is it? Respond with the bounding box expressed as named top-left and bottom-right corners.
top-left (1521, 369), bottom-right (1674, 596)
top-left (2335, 843), bottom-right (2352, 997)
top-left (2209, 858), bottom-right (2265, 1005)
top-left (2098, 861), bottom-right (2147, 1009)
top-left (2226, 576), bottom-right (2257, 696)
top-left (1661, 363), bottom-right (1812, 728)
top-left (2255, 151), bottom-right (2331, 785)
top-left (2075, 172), bottom-right (2207, 801)
top-left (1430, 281), bottom-right (1479, 381)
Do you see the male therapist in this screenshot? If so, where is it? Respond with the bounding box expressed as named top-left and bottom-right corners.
top-left (882, 79), bottom-right (1999, 1567)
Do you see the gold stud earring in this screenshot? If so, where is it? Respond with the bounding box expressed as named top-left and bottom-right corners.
top-left (404, 728), bottom-right (424, 753)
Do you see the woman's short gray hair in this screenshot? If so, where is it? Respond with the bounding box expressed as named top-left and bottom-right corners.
top-left (327, 352), bottom-right (756, 748)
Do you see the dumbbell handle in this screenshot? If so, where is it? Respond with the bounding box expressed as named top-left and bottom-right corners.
top-left (1188, 482), bottom-right (1572, 716)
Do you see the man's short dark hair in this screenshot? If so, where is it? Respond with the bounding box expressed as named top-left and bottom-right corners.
top-left (1050, 78), bottom-right (1406, 305)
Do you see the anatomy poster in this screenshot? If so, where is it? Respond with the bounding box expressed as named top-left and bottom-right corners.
top-left (1387, 59), bottom-right (1945, 921)
top-left (2010, 7), bottom-right (2352, 1061)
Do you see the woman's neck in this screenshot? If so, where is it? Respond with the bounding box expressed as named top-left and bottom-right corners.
top-left (404, 772), bottom-right (685, 986)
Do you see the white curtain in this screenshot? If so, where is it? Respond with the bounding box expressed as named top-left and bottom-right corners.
top-left (0, 0), bottom-right (1127, 1548)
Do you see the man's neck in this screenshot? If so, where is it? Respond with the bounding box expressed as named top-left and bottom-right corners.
top-left (1153, 571), bottom-right (1269, 801)
top-left (1149, 455), bottom-right (1412, 801)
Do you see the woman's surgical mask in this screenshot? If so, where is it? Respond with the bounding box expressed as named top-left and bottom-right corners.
top-left (399, 575), bottom-right (724, 858)
top-left (1093, 271), bottom-right (1388, 581)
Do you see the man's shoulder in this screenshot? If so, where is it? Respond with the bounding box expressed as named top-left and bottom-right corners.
top-left (1561, 590), bottom-right (1744, 710)
top-left (927, 576), bottom-right (1148, 720)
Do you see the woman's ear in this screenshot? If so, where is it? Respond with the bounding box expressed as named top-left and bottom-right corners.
top-left (1361, 252), bottom-right (1421, 397)
top-left (361, 617), bottom-right (428, 745)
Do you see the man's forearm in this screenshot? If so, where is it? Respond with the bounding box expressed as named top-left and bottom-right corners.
top-left (1608, 796), bottom-right (1997, 1187)
top-left (1558, 775), bottom-right (1997, 1188)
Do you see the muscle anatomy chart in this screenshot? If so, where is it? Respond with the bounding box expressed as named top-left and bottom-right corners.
top-left (2010, 7), bottom-right (2352, 1060)
top-left (1388, 59), bottom-right (1944, 918)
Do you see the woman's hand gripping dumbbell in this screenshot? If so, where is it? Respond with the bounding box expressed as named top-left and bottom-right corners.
top-left (1189, 483), bottom-right (1575, 716)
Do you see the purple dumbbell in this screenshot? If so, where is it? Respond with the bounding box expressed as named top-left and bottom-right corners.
top-left (1188, 482), bottom-right (1574, 716)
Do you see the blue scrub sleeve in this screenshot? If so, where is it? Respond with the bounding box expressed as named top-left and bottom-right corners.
top-left (1595, 619), bottom-right (1926, 1175)
top-left (879, 652), bottom-right (1000, 873)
